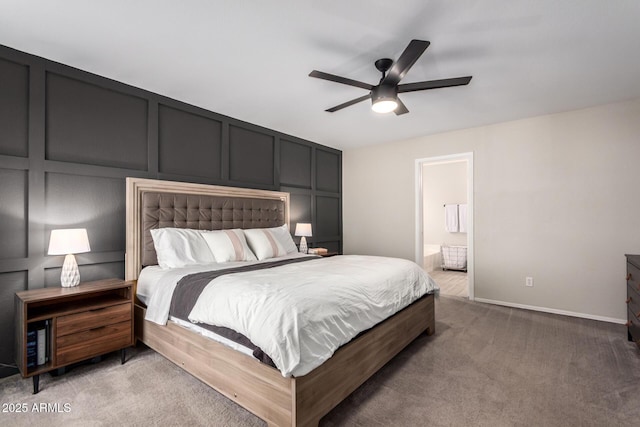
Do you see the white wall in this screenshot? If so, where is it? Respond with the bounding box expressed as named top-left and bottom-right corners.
top-left (423, 161), bottom-right (467, 248)
top-left (343, 97), bottom-right (640, 322)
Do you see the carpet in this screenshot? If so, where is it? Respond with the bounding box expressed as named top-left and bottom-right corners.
top-left (2, 296), bottom-right (640, 426)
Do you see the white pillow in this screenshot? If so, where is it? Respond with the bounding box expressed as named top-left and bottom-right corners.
top-left (201, 229), bottom-right (257, 263)
top-left (150, 228), bottom-right (215, 269)
top-left (244, 224), bottom-right (298, 260)
top-left (270, 224), bottom-right (299, 254)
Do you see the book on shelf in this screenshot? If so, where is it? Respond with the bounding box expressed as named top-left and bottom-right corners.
top-left (26, 330), bottom-right (37, 369)
top-left (308, 247), bottom-right (328, 255)
top-left (27, 320), bottom-right (50, 368)
top-left (36, 325), bottom-right (47, 365)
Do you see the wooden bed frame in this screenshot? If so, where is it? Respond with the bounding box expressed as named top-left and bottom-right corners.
top-left (125, 177), bottom-right (435, 427)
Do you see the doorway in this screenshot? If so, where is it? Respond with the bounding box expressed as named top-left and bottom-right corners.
top-left (415, 153), bottom-right (474, 299)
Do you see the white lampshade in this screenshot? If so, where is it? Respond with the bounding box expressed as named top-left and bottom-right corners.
top-left (294, 223), bottom-right (312, 237)
top-left (48, 229), bottom-right (91, 255)
top-left (48, 229), bottom-right (90, 288)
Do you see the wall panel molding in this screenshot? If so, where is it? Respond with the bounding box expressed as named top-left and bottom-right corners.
top-left (0, 43), bottom-right (341, 377)
top-left (44, 160), bottom-right (153, 179)
top-left (315, 195), bottom-right (341, 241)
top-left (158, 104), bottom-right (223, 179)
top-left (147, 99), bottom-right (159, 175)
top-left (0, 155), bottom-right (29, 170)
top-left (0, 57), bottom-right (29, 158)
top-left (316, 149), bottom-right (340, 193)
top-left (229, 125), bottom-right (275, 186)
top-left (45, 72), bottom-right (149, 170)
top-left (0, 169), bottom-right (27, 260)
top-left (0, 270), bottom-right (27, 377)
top-left (27, 61), bottom-right (46, 290)
top-left (280, 139), bottom-right (312, 189)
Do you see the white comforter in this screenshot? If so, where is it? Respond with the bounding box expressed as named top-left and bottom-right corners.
top-left (142, 254), bottom-right (437, 377)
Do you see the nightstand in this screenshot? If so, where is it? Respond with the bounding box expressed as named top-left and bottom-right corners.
top-left (14, 278), bottom-right (134, 394)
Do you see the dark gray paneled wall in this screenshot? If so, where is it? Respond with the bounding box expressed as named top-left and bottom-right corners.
top-left (0, 45), bottom-right (342, 377)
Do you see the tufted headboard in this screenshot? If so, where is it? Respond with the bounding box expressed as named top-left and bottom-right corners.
top-left (125, 178), bottom-right (290, 280)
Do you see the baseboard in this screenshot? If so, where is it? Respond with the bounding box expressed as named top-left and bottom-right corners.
top-left (473, 297), bottom-right (626, 325)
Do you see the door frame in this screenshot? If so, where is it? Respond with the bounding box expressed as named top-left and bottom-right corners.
top-left (415, 152), bottom-right (474, 300)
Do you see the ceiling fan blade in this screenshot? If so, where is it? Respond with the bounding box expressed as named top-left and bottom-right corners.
top-left (394, 97), bottom-right (409, 116)
top-left (382, 39), bottom-right (430, 86)
top-left (397, 76), bottom-right (472, 93)
top-left (326, 94), bottom-right (371, 112)
top-left (309, 70), bottom-right (373, 90)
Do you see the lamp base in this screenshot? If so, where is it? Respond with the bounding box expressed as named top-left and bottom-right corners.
top-left (60, 254), bottom-right (80, 287)
top-left (299, 236), bottom-right (308, 254)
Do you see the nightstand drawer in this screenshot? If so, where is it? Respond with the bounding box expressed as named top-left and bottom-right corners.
top-left (57, 302), bottom-right (131, 337)
top-left (56, 321), bottom-right (132, 365)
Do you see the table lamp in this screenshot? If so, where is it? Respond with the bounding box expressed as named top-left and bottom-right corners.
top-left (295, 223), bottom-right (312, 254)
top-left (48, 228), bottom-right (91, 287)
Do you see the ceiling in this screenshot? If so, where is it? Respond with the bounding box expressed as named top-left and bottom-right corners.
top-left (1, 0), bottom-right (639, 150)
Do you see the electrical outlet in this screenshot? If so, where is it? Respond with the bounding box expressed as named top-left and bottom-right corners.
top-left (525, 277), bottom-right (534, 287)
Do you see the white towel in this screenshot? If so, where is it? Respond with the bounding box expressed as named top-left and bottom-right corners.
top-left (458, 204), bottom-right (468, 233)
top-left (445, 204), bottom-right (459, 232)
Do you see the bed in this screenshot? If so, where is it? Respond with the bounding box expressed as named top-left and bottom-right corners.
top-left (125, 177), bottom-right (436, 426)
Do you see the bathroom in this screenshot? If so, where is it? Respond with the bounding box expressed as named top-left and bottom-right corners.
top-left (422, 158), bottom-right (469, 297)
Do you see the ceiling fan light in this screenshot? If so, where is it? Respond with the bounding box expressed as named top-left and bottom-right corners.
top-left (371, 98), bottom-right (398, 113)
top-left (371, 85), bottom-right (398, 114)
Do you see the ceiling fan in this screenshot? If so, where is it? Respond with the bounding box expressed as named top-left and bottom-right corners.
top-left (309, 39), bottom-right (472, 115)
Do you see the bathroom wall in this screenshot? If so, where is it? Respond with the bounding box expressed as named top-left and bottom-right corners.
top-left (423, 160), bottom-right (468, 249)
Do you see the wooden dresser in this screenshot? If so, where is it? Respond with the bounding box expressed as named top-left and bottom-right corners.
top-left (14, 279), bottom-right (134, 393)
top-left (626, 255), bottom-right (640, 344)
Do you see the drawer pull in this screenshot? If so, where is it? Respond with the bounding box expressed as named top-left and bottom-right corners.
top-left (627, 273), bottom-right (632, 281)
top-left (89, 307), bottom-right (107, 313)
top-left (90, 326), bottom-right (107, 332)
top-left (627, 297), bottom-right (632, 304)
top-left (626, 320), bottom-right (632, 327)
